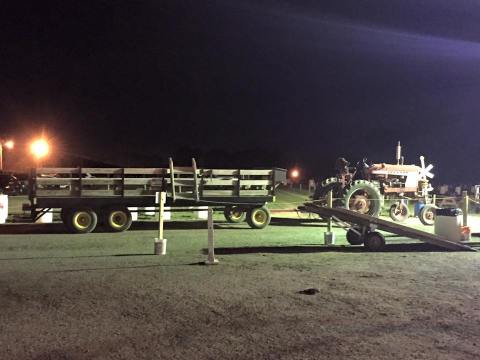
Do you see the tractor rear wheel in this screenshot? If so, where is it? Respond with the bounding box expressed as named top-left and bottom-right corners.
top-left (343, 180), bottom-right (383, 217)
top-left (312, 177), bottom-right (340, 200)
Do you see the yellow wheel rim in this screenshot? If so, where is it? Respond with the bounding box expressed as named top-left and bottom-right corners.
top-left (254, 210), bottom-right (266, 224)
top-left (109, 211), bottom-right (127, 229)
top-left (231, 209), bottom-right (243, 220)
top-left (73, 212), bottom-right (92, 230)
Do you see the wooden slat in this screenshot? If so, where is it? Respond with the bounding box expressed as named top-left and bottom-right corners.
top-left (240, 180), bottom-right (271, 186)
top-left (169, 158), bottom-right (176, 202)
top-left (172, 167), bottom-right (199, 174)
top-left (81, 190), bottom-right (118, 196)
top-left (36, 189), bottom-right (73, 197)
top-left (37, 167), bottom-right (78, 174)
top-left (210, 169), bottom-right (240, 176)
top-left (123, 178), bottom-right (164, 185)
top-left (201, 179), bottom-right (236, 186)
top-left (202, 190), bottom-right (234, 196)
top-left (239, 190), bottom-right (269, 196)
top-left (174, 179), bottom-right (195, 186)
top-left (124, 168), bottom-right (167, 175)
top-left (240, 169), bottom-right (272, 175)
top-left (36, 178), bottom-right (79, 185)
top-left (82, 178), bottom-right (122, 185)
top-left (81, 168), bottom-right (123, 174)
top-left (124, 189), bottom-right (156, 196)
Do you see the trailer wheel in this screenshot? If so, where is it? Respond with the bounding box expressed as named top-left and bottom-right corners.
top-left (65, 208), bottom-right (98, 234)
top-left (246, 207), bottom-right (271, 229)
top-left (104, 206), bottom-right (133, 232)
top-left (389, 203), bottom-right (409, 222)
top-left (346, 227), bottom-right (364, 245)
top-left (419, 204), bottom-right (436, 226)
top-left (224, 206), bottom-right (246, 223)
top-left (364, 231), bottom-right (385, 252)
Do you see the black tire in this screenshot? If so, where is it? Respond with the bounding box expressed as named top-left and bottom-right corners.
top-left (389, 203), bottom-right (410, 222)
top-left (346, 227), bottom-right (364, 245)
top-left (344, 180), bottom-right (383, 217)
top-left (64, 208), bottom-right (98, 234)
top-left (364, 231), bottom-right (385, 252)
top-left (246, 206), bottom-right (271, 229)
top-left (224, 206), bottom-right (246, 223)
top-left (419, 204), bottom-right (436, 226)
top-left (103, 206), bottom-right (133, 232)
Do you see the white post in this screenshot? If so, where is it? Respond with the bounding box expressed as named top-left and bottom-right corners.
top-left (205, 208), bottom-right (219, 265)
top-left (324, 190), bottom-right (335, 245)
top-left (154, 192), bottom-right (167, 255)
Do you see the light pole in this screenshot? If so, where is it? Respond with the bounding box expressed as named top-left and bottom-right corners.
top-left (0, 139), bottom-right (14, 171)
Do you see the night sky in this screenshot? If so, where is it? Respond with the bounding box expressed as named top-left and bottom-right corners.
top-left (1, 0), bottom-right (480, 183)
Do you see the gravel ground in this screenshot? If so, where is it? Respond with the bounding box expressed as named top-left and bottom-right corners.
top-left (1, 209), bottom-right (479, 360)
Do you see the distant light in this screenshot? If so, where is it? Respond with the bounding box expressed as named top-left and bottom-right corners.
top-left (3, 140), bottom-right (14, 149)
top-left (30, 139), bottom-right (49, 158)
top-left (291, 169), bottom-right (299, 178)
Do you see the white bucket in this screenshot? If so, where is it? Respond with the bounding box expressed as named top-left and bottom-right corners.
top-left (0, 195), bottom-right (8, 224)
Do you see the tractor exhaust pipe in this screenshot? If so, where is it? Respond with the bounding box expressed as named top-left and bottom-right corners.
top-left (396, 141), bottom-right (402, 165)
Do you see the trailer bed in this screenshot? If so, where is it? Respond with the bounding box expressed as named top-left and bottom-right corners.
top-left (30, 159), bottom-right (286, 208)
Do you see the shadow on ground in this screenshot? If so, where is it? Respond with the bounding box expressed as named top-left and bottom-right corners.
top-left (0, 220), bottom-right (251, 234)
top-left (0, 216), bottom-right (326, 235)
top-left (208, 242), bottom-right (453, 254)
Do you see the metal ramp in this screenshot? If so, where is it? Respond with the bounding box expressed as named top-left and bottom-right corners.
top-left (301, 202), bottom-right (476, 252)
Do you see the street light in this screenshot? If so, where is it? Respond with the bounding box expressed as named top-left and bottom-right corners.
top-left (30, 139), bottom-right (49, 167)
top-left (0, 139), bottom-right (14, 171)
top-left (30, 139), bottom-right (49, 158)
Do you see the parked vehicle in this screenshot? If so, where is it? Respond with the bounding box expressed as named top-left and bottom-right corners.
top-left (313, 142), bottom-right (436, 224)
top-left (24, 158), bottom-right (286, 233)
top-left (0, 173), bottom-right (27, 195)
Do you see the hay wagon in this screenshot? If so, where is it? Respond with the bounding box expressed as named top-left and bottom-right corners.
top-left (25, 158), bottom-right (286, 233)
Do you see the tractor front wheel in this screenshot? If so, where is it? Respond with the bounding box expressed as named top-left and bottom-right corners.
top-left (419, 204), bottom-right (436, 226)
top-left (389, 202), bottom-right (410, 222)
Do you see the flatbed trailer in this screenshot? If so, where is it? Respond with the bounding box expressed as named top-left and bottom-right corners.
top-left (25, 158), bottom-right (286, 233)
top-left (300, 202), bottom-right (475, 252)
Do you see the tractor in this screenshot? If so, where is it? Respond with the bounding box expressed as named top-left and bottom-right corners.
top-left (313, 142), bottom-right (436, 224)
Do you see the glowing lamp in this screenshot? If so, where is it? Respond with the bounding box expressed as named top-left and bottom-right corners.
top-left (291, 169), bottom-right (299, 179)
top-left (30, 139), bottom-right (49, 158)
top-left (4, 140), bottom-right (14, 149)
